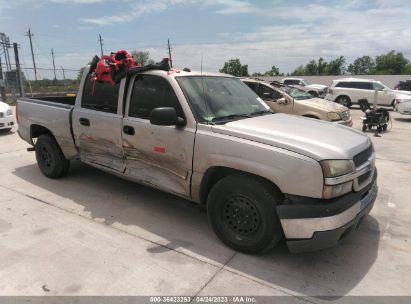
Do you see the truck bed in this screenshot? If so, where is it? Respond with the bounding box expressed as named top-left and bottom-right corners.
top-left (17, 96), bottom-right (79, 159)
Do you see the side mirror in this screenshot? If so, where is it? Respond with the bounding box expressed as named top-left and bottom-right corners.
top-left (150, 107), bottom-right (186, 126)
top-left (277, 98), bottom-right (288, 104)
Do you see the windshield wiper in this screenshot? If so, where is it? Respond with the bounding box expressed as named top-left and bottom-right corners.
top-left (250, 110), bottom-right (273, 117)
top-left (211, 113), bottom-right (251, 123)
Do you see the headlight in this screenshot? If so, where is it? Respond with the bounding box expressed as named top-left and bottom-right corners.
top-left (6, 108), bottom-right (12, 116)
top-left (321, 160), bottom-right (353, 178)
top-left (323, 181), bottom-right (353, 199)
top-left (327, 112), bottom-right (341, 121)
top-left (0, 112), bottom-right (4, 118)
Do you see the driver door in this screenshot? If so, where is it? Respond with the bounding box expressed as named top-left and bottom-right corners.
top-left (121, 74), bottom-right (195, 198)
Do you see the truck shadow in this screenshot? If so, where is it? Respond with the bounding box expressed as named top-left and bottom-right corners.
top-left (13, 161), bottom-right (380, 298)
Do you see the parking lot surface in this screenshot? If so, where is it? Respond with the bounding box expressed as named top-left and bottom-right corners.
top-left (0, 107), bottom-right (410, 300)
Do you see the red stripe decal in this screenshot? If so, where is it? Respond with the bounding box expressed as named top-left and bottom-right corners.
top-left (153, 146), bottom-right (166, 153)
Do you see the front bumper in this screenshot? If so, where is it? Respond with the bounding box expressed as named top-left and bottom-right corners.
top-left (0, 115), bottom-right (15, 129)
top-left (336, 117), bottom-right (353, 127)
top-left (277, 175), bottom-right (378, 253)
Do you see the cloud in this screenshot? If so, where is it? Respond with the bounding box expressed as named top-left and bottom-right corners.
top-left (79, 0), bottom-right (258, 26)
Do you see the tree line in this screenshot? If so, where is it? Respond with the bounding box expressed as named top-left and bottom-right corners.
top-left (219, 50), bottom-right (411, 77)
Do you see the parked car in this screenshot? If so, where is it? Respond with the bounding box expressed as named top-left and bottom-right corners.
top-left (395, 100), bottom-right (411, 115)
top-left (281, 77), bottom-right (328, 98)
top-left (17, 67), bottom-right (377, 253)
top-left (325, 78), bottom-right (411, 108)
top-left (394, 80), bottom-right (411, 92)
top-left (0, 101), bottom-right (15, 131)
top-left (242, 78), bottom-right (352, 126)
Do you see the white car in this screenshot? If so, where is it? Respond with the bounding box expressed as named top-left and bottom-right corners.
top-left (0, 101), bottom-right (15, 131)
top-left (281, 78), bottom-right (328, 98)
top-left (325, 78), bottom-right (411, 108)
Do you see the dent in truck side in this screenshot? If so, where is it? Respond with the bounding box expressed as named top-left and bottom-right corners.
top-left (120, 73), bottom-right (197, 198)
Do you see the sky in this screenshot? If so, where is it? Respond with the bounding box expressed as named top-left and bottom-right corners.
top-left (1, 0), bottom-right (411, 79)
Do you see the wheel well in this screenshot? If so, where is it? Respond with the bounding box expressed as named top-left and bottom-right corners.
top-left (30, 125), bottom-right (54, 142)
top-left (303, 115), bottom-right (319, 119)
top-left (199, 166), bottom-right (282, 205)
top-left (336, 95), bottom-right (351, 102)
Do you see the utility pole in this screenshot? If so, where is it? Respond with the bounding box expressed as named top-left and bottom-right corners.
top-left (98, 34), bottom-right (103, 56)
top-left (0, 56), bottom-right (6, 102)
top-left (25, 28), bottom-right (37, 80)
top-left (13, 42), bottom-right (24, 97)
top-left (60, 66), bottom-right (66, 80)
top-left (0, 33), bottom-right (11, 71)
top-left (51, 48), bottom-right (56, 80)
top-left (167, 38), bottom-right (173, 68)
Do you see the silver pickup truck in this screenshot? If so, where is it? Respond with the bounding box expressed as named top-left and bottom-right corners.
top-left (17, 67), bottom-right (378, 253)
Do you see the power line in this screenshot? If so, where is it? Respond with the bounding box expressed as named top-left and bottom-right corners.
top-left (25, 28), bottom-right (37, 80)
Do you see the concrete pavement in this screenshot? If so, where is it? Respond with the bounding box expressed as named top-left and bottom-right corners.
top-left (0, 107), bottom-right (410, 300)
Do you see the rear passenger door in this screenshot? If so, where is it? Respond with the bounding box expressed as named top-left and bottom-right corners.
top-left (72, 76), bottom-right (125, 172)
top-left (122, 74), bottom-right (195, 198)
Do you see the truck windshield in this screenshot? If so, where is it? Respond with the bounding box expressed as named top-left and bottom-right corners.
top-left (176, 76), bottom-right (271, 124)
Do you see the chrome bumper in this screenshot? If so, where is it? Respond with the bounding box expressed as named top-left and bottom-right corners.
top-left (280, 181), bottom-right (378, 240)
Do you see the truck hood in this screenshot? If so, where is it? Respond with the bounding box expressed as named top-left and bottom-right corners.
top-left (296, 98), bottom-right (348, 112)
top-left (211, 114), bottom-right (370, 161)
top-left (393, 89), bottom-right (411, 96)
top-left (306, 84), bottom-right (327, 90)
top-left (393, 91), bottom-right (411, 99)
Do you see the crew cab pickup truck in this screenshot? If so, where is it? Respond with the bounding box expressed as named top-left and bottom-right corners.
top-left (17, 67), bottom-right (378, 253)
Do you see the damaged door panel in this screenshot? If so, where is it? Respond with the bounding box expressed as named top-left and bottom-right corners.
top-left (72, 75), bottom-right (125, 172)
top-left (122, 74), bottom-right (195, 198)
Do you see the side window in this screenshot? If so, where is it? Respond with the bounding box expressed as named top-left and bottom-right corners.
top-left (244, 82), bottom-right (258, 94)
top-left (372, 82), bottom-right (384, 91)
top-left (272, 90), bottom-right (283, 100)
top-left (357, 82), bottom-right (372, 90)
top-left (82, 76), bottom-right (120, 113)
top-left (129, 75), bottom-right (183, 119)
top-left (258, 85), bottom-right (274, 100)
top-left (286, 80), bottom-right (299, 85)
top-left (336, 82), bottom-right (348, 88)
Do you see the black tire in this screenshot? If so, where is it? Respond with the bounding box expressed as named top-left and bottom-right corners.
top-left (207, 174), bottom-right (283, 254)
top-left (377, 126), bottom-right (382, 133)
top-left (35, 134), bottom-right (70, 178)
top-left (383, 124), bottom-right (388, 131)
top-left (362, 124), bottom-right (367, 132)
top-left (308, 91), bottom-right (318, 97)
top-left (336, 96), bottom-right (352, 108)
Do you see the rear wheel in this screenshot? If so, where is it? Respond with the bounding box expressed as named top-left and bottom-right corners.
top-left (362, 125), bottom-right (367, 132)
top-left (207, 174), bottom-right (283, 254)
top-left (35, 134), bottom-right (70, 178)
top-left (336, 96), bottom-right (352, 108)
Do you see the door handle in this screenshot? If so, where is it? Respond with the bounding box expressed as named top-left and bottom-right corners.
top-left (79, 118), bottom-right (90, 126)
top-left (123, 125), bottom-right (135, 135)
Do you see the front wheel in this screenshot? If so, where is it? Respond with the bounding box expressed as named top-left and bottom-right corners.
top-left (35, 134), bottom-right (70, 178)
top-left (207, 174), bottom-right (283, 254)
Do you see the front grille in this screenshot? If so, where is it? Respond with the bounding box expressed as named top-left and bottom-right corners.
top-left (358, 171), bottom-right (371, 184)
top-left (353, 145), bottom-right (372, 167)
top-left (340, 110), bottom-right (350, 121)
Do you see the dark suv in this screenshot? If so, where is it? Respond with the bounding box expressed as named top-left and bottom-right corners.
top-left (394, 80), bottom-right (411, 91)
